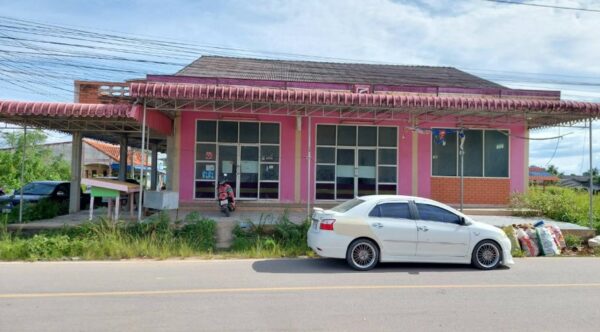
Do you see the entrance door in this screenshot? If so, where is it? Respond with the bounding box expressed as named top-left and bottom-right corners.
top-left (218, 145), bottom-right (260, 199)
top-left (335, 148), bottom-right (376, 199)
top-left (357, 149), bottom-right (376, 196)
top-left (218, 145), bottom-right (237, 195)
top-left (336, 148), bottom-right (355, 199)
top-left (239, 145), bottom-right (259, 199)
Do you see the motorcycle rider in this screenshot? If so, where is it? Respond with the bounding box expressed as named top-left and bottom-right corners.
top-left (218, 179), bottom-right (236, 210)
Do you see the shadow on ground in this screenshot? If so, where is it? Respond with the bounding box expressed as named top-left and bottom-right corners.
top-left (252, 258), bottom-right (510, 274)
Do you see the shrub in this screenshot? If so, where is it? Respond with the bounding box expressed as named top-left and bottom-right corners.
top-left (564, 234), bottom-right (583, 248)
top-left (178, 212), bottom-right (217, 251)
top-left (6, 198), bottom-right (68, 223)
top-left (231, 212), bottom-right (312, 257)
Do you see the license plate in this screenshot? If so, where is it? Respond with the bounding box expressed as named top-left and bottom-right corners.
top-left (220, 200), bottom-right (228, 205)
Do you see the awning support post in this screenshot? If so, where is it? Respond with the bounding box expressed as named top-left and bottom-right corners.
top-left (18, 126), bottom-right (27, 223)
top-left (69, 131), bottom-right (83, 214)
top-left (137, 100), bottom-right (147, 222)
top-left (459, 130), bottom-right (465, 212)
top-left (306, 116), bottom-right (312, 219)
top-left (118, 135), bottom-right (128, 181)
top-left (589, 118), bottom-right (594, 230)
top-left (150, 142), bottom-right (158, 191)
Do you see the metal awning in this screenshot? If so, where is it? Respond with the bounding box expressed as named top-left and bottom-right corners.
top-left (130, 82), bottom-right (600, 128)
top-left (0, 100), bottom-right (173, 149)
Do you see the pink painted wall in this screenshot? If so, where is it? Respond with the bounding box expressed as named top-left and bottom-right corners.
top-left (178, 110), bottom-right (527, 204)
top-left (178, 111), bottom-right (296, 203)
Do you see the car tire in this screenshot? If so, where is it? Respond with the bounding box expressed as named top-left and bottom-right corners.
top-left (346, 239), bottom-right (379, 271)
top-left (471, 240), bottom-right (502, 270)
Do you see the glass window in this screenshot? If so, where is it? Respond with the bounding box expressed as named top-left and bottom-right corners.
top-left (378, 127), bottom-right (397, 147)
top-left (196, 121), bottom-right (216, 142)
top-left (259, 182), bottom-right (278, 199)
top-left (378, 166), bottom-right (396, 183)
top-left (315, 183), bottom-right (335, 200)
top-left (316, 165), bottom-right (335, 181)
top-left (195, 181), bottom-right (215, 199)
top-left (417, 204), bottom-right (461, 224)
top-left (196, 163), bottom-right (216, 180)
top-left (218, 121), bottom-right (238, 143)
top-left (484, 131), bottom-right (509, 177)
top-left (378, 184), bottom-right (396, 195)
top-left (260, 146), bottom-right (279, 162)
top-left (317, 147), bottom-right (335, 163)
top-left (337, 126), bottom-right (356, 146)
top-left (336, 149), bottom-right (354, 165)
top-left (370, 203), bottom-right (411, 219)
top-left (432, 130), bottom-right (457, 176)
top-left (317, 125), bottom-right (336, 145)
top-left (196, 144), bottom-right (216, 161)
top-left (463, 130), bottom-right (483, 177)
top-left (239, 122), bottom-right (259, 143)
top-left (378, 149), bottom-right (396, 165)
top-left (260, 123), bottom-right (279, 144)
top-left (358, 127), bottom-right (377, 146)
top-left (260, 164), bottom-right (279, 181)
top-left (330, 198), bottom-right (365, 213)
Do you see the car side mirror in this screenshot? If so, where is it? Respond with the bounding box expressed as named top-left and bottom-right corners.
top-left (459, 217), bottom-right (466, 225)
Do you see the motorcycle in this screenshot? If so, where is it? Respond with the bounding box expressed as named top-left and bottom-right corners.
top-left (217, 190), bottom-right (235, 217)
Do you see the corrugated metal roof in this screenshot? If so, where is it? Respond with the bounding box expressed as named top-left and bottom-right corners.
top-left (84, 139), bottom-right (150, 166)
top-left (176, 56), bottom-right (505, 89)
top-left (0, 100), bottom-right (133, 118)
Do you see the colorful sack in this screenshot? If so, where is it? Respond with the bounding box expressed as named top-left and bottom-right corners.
top-left (547, 225), bottom-right (566, 249)
top-left (502, 226), bottom-right (520, 253)
top-left (536, 226), bottom-right (560, 256)
top-left (517, 228), bottom-right (539, 257)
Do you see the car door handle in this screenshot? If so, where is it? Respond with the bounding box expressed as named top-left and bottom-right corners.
top-left (417, 226), bottom-right (429, 232)
top-left (372, 222), bottom-right (384, 229)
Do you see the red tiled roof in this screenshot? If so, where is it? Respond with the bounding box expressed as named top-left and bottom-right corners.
top-left (129, 82), bottom-right (600, 114)
top-left (84, 139), bottom-right (150, 166)
top-left (530, 175), bottom-right (560, 183)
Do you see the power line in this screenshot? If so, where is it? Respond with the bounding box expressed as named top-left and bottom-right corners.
top-left (483, 0), bottom-right (600, 13)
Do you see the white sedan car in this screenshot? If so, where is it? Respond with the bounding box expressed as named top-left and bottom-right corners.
top-left (307, 195), bottom-right (514, 271)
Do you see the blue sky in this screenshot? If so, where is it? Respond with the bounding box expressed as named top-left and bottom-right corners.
top-left (1, 0), bottom-right (599, 174)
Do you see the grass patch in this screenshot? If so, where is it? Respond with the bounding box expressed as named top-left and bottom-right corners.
top-left (510, 186), bottom-right (600, 232)
top-left (0, 212), bottom-right (217, 261)
top-left (229, 213), bottom-right (314, 258)
top-left (4, 198), bottom-right (68, 224)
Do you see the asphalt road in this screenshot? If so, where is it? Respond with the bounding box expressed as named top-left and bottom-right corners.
top-left (1, 258), bottom-right (600, 332)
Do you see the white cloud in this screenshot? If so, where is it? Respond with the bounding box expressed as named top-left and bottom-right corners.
top-left (0, 0), bottom-right (599, 172)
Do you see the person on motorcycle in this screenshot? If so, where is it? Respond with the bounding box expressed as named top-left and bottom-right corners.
top-left (218, 180), bottom-right (236, 210)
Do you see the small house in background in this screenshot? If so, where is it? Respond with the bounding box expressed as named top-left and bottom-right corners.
top-left (559, 175), bottom-right (600, 194)
top-left (528, 166), bottom-right (559, 186)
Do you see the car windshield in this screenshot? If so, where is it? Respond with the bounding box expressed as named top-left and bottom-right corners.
top-left (330, 198), bottom-right (365, 213)
top-left (20, 183), bottom-right (57, 195)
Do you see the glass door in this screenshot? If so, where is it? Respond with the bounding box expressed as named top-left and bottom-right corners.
top-left (336, 148), bottom-right (355, 199)
top-left (218, 145), bottom-right (237, 194)
top-left (239, 145), bottom-right (259, 199)
top-left (357, 149), bottom-right (376, 196)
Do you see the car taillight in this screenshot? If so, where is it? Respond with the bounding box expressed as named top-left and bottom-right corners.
top-left (319, 219), bottom-right (335, 231)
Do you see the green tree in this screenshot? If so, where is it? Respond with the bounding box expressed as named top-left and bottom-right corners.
top-left (0, 130), bottom-right (71, 191)
top-left (546, 164), bottom-right (559, 176)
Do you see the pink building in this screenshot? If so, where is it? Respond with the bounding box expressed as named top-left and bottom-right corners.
top-left (1, 56), bottom-right (598, 212)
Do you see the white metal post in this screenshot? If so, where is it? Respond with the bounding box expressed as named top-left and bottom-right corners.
top-left (137, 101), bottom-right (147, 222)
top-left (589, 118), bottom-right (594, 230)
top-left (18, 126), bottom-right (26, 223)
top-left (307, 116), bottom-right (311, 219)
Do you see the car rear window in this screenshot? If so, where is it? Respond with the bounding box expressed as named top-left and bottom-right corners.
top-left (21, 183), bottom-right (57, 195)
top-left (369, 203), bottom-right (412, 219)
top-left (330, 198), bottom-right (365, 213)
